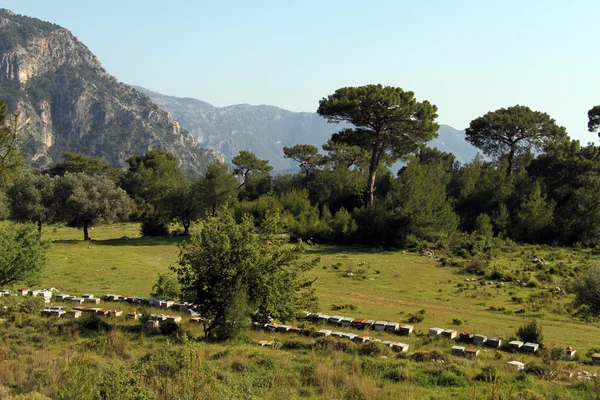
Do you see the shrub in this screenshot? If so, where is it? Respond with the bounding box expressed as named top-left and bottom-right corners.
top-left (141, 218), bottom-right (170, 237)
top-left (358, 341), bottom-right (391, 357)
top-left (281, 339), bottom-right (312, 351)
top-left (407, 309), bottom-right (426, 323)
top-left (150, 272), bottom-right (181, 301)
top-left (452, 318), bottom-right (464, 326)
top-left (314, 337), bottom-right (357, 353)
top-left (411, 351), bottom-right (446, 363)
top-left (463, 259), bottom-right (489, 276)
top-left (330, 303), bottom-right (358, 311)
top-left (516, 321), bottom-right (543, 345)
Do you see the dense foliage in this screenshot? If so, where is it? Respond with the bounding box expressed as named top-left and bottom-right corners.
top-left (0, 223), bottom-right (48, 287)
top-left (173, 212), bottom-right (318, 339)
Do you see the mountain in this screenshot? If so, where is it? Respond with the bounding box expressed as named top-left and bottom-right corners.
top-left (0, 9), bottom-right (218, 175)
top-left (137, 87), bottom-right (479, 172)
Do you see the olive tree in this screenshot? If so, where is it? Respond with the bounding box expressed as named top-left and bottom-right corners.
top-left (172, 212), bottom-right (318, 339)
top-left (54, 173), bottom-right (134, 240)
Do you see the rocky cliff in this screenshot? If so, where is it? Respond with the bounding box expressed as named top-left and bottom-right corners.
top-left (0, 9), bottom-right (218, 175)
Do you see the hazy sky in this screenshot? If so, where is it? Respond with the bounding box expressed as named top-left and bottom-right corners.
top-left (4, 0), bottom-right (599, 141)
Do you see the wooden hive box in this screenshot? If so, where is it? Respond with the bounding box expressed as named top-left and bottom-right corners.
top-left (487, 337), bottom-right (502, 348)
top-left (459, 332), bottom-right (474, 342)
top-left (523, 343), bottom-right (539, 353)
top-left (276, 325), bottom-right (291, 333)
top-left (398, 324), bottom-right (414, 336)
top-left (385, 322), bottom-right (400, 333)
top-left (465, 348), bottom-right (479, 359)
top-left (472, 334), bottom-right (488, 345)
top-left (429, 327), bottom-right (444, 337)
top-left (442, 329), bottom-right (457, 339)
top-left (391, 342), bottom-right (409, 353)
top-left (65, 310), bottom-right (82, 319)
top-left (373, 321), bottom-right (388, 331)
top-left (506, 361), bottom-right (525, 371)
top-left (351, 318), bottom-right (368, 329)
top-left (508, 341), bottom-right (524, 351)
top-left (451, 346), bottom-right (465, 356)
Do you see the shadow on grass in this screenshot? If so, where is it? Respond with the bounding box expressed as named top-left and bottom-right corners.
top-left (52, 236), bottom-right (189, 247)
top-left (304, 244), bottom-right (398, 256)
top-left (96, 236), bottom-right (188, 247)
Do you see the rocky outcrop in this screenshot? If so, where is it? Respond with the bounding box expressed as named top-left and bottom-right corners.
top-left (0, 9), bottom-right (218, 175)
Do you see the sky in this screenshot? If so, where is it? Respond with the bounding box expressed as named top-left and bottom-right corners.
top-left (3, 0), bottom-right (599, 142)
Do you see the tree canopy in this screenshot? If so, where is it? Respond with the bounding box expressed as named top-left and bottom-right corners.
top-left (0, 99), bottom-right (22, 189)
top-left (589, 105), bottom-right (600, 135)
top-left (47, 152), bottom-right (122, 181)
top-left (6, 172), bottom-right (55, 233)
top-left (172, 212), bottom-right (318, 339)
top-left (317, 84), bottom-right (439, 205)
top-left (121, 150), bottom-right (185, 235)
top-left (283, 144), bottom-right (325, 178)
top-left (54, 173), bottom-right (134, 240)
top-left (198, 162), bottom-right (238, 217)
top-left (0, 224), bottom-right (49, 287)
top-left (465, 105), bottom-right (567, 177)
top-left (231, 150), bottom-right (273, 189)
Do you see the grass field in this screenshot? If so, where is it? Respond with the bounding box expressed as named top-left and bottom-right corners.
top-left (22, 221), bottom-right (600, 350)
top-left (2, 221), bottom-right (600, 399)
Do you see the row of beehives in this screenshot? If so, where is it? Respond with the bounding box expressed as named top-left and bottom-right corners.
top-left (251, 321), bottom-right (410, 352)
top-left (302, 313), bottom-right (579, 361)
top-left (1, 288), bottom-right (55, 303)
top-left (102, 294), bottom-right (199, 315)
top-left (433, 328), bottom-right (577, 360)
top-left (40, 304), bottom-right (183, 324)
top-left (304, 312), bottom-right (414, 335)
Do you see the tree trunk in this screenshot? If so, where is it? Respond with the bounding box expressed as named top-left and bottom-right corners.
top-left (506, 146), bottom-right (516, 179)
top-left (37, 220), bottom-right (42, 235)
top-left (366, 144), bottom-right (381, 205)
top-left (212, 201), bottom-right (217, 217)
top-left (83, 221), bottom-right (90, 241)
top-left (183, 220), bottom-right (190, 236)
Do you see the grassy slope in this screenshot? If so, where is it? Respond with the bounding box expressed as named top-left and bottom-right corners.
top-left (18, 221), bottom-right (598, 351)
top-left (2, 221), bottom-right (600, 398)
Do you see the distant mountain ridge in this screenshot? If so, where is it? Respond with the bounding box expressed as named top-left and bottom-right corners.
top-left (0, 9), bottom-right (219, 175)
top-left (136, 86), bottom-right (479, 172)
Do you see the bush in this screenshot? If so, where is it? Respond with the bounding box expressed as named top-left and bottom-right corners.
top-left (141, 218), bottom-right (170, 237)
top-left (516, 321), bottom-right (543, 345)
top-left (570, 265), bottom-right (600, 318)
top-left (150, 272), bottom-right (181, 301)
top-left (452, 318), bottom-right (464, 326)
top-left (410, 351), bottom-right (446, 363)
top-left (358, 341), bottom-right (391, 357)
top-left (407, 309), bottom-right (426, 323)
top-left (463, 258), bottom-right (489, 275)
top-left (314, 337), bottom-right (357, 353)
top-left (281, 339), bottom-right (312, 350)
top-left (159, 320), bottom-right (181, 336)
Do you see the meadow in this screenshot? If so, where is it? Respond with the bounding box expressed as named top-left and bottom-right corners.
top-left (1, 221), bottom-right (600, 399)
